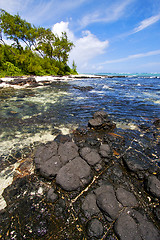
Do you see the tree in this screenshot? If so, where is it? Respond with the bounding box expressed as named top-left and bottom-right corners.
top-left (72, 60), bottom-right (77, 73)
top-left (0, 9), bottom-right (75, 76)
top-left (53, 32), bottom-right (73, 64)
top-left (0, 9), bottom-right (37, 50)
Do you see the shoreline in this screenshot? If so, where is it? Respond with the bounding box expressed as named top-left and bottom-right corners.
top-left (0, 73), bottom-right (159, 89)
top-left (0, 74), bottom-right (105, 89)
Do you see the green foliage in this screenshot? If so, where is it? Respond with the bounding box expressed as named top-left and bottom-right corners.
top-left (0, 9), bottom-right (77, 76)
top-left (2, 61), bottom-right (22, 76)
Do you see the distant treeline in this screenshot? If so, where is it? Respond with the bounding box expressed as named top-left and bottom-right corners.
top-left (0, 9), bottom-right (77, 77)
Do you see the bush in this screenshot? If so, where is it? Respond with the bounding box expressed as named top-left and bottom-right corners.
top-left (2, 61), bottom-right (23, 76)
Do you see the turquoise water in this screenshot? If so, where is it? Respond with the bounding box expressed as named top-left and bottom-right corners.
top-left (0, 76), bottom-right (160, 156)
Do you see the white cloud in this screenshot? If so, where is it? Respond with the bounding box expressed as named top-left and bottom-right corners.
top-left (0, 0), bottom-right (88, 26)
top-left (79, 0), bottom-right (133, 28)
top-left (101, 50), bottom-right (160, 64)
top-left (52, 22), bottom-right (75, 40)
top-left (133, 14), bottom-right (160, 33)
top-left (52, 21), bottom-right (109, 71)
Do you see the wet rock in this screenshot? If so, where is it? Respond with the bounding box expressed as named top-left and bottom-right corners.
top-left (80, 147), bottom-right (101, 165)
top-left (88, 117), bottom-right (103, 128)
top-left (56, 157), bottom-right (91, 191)
top-left (146, 175), bottom-right (160, 198)
top-left (58, 141), bottom-right (79, 164)
top-left (87, 218), bottom-right (103, 238)
top-left (82, 193), bottom-right (100, 218)
top-left (73, 85), bottom-right (93, 91)
top-left (99, 144), bottom-right (112, 158)
top-left (96, 185), bottom-right (120, 221)
top-left (116, 188), bottom-right (138, 207)
top-left (114, 212), bottom-right (141, 240)
top-left (123, 149), bottom-right (151, 178)
top-left (88, 111), bottom-right (116, 131)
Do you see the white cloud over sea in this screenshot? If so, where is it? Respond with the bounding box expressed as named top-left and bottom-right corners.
top-left (52, 21), bottom-right (109, 71)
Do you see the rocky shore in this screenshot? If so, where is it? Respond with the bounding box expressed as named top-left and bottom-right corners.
top-left (0, 111), bottom-right (159, 239)
top-left (0, 74), bottom-right (105, 89)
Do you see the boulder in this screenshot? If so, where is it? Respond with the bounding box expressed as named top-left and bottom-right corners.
top-left (96, 185), bottom-right (120, 221)
top-left (114, 212), bottom-right (141, 240)
top-left (123, 149), bottom-right (151, 178)
top-left (56, 157), bottom-right (91, 191)
top-left (39, 156), bottom-right (62, 179)
top-left (58, 141), bottom-right (79, 165)
top-left (116, 187), bottom-right (138, 207)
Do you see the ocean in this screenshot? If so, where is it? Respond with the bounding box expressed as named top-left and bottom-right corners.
top-left (0, 74), bottom-right (160, 158)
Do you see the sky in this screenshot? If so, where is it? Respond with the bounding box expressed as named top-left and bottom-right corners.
top-left (0, 0), bottom-right (160, 73)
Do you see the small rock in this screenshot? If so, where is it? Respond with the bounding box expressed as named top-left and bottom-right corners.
top-left (88, 117), bottom-right (103, 128)
top-left (47, 188), bottom-right (58, 203)
top-left (99, 144), bottom-right (112, 158)
top-left (116, 188), bottom-right (138, 207)
top-left (87, 219), bottom-right (103, 238)
top-left (82, 193), bottom-right (100, 218)
top-left (80, 147), bottom-right (101, 165)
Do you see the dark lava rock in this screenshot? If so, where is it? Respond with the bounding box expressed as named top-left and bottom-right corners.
top-left (99, 144), bottom-right (112, 158)
top-left (87, 218), bottom-right (104, 238)
top-left (123, 149), bottom-right (151, 178)
top-left (56, 157), bottom-right (91, 191)
top-left (58, 141), bottom-right (79, 164)
top-left (130, 209), bottom-right (160, 240)
top-left (116, 187), bottom-right (138, 207)
top-left (39, 155), bottom-right (62, 179)
top-left (96, 185), bottom-right (120, 221)
top-left (80, 147), bottom-right (101, 165)
top-left (82, 193), bottom-right (100, 218)
top-left (73, 85), bottom-right (93, 91)
top-left (88, 111), bottom-right (116, 131)
top-left (146, 175), bottom-right (160, 198)
top-left (114, 212), bottom-right (141, 240)
top-left (34, 142), bottom-right (58, 169)
top-left (47, 188), bottom-right (58, 203)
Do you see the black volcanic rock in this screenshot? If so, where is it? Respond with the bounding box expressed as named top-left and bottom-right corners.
top-left (56, 157), bottom-right (91, 191)
top-left (146, 175), bottom-right (160, 199)
top-left (88, 111), bottom-right (116, 131)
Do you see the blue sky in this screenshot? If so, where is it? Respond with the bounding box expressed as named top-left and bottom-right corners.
top-left (0, 0), bottom-right (160, 73)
